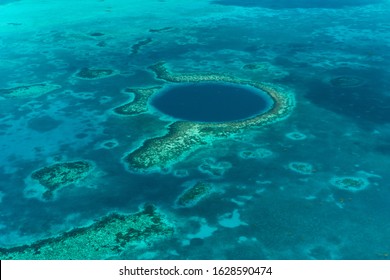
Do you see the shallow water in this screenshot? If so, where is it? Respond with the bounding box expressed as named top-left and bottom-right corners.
top-left (0, 0), bottom-right (389, 260)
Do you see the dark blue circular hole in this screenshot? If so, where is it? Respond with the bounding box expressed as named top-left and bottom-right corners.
top-left (150, 82), bottom-right (274, 123)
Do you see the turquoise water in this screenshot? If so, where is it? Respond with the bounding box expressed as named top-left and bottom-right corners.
top-left (0, 0), bottom-right (389, 259)
top-left (212, 0), bottom-right (382, 9)
top-left (150, 83), bottom-right (273, 122)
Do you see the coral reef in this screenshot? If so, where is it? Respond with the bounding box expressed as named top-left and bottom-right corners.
top-left (176, 182), bottom-right (213, 208)
top-left (288, 162), bottom-right (314, 175)
top-left (131, 38), bottom-right (153, 55)
top-left (0, 205), bottom-right (174, 259)
top-left (123, 62), bottom-right (295, 172)
top-left (330, 176), bottom-right (369, 192)
top-left (114, 87), bottom-right (161, 116)
top-left (74, 68), bottom-right (117, 80)
top-left (30, 160), bottom-right (93, 200)
top-left (100, 139), bottom-right (119, 149)
top-left (239, 150), bottom-right (257, 159)
top-left (123, 122), bottom-right (210, 172)
top-left (285, 131), bottom-right (307, 140)
top-left (0, 83), bottom-right (61, 98)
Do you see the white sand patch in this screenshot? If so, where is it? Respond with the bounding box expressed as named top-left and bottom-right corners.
top-left (238, 236), bottom-right (257, 244)
top-left (182, 217), bottom-right (218, 246)
top-left (218, 209), bottom-right (248, 228)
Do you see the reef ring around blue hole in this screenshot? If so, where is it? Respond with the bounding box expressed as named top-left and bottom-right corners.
top-left (149, 82), bottom-right (275, 123)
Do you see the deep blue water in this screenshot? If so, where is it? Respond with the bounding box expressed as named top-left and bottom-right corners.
top-left (0, 0), bottom-right (389, 260)
top-left (150, 83), bottom-right (273, 122)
